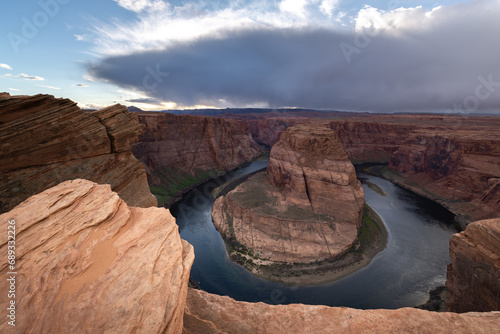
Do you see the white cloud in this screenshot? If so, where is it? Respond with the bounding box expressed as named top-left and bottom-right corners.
top-left (9, 88), bottom-right (20, 91)
top-left (38, 85), bottom-right (61, 90)
top-left (279, 0), bottom-right (308, 17)
top-left (73, 83), bottom-right (88, 87)
top-left (4, 73), bottom-right (45, 81)
top-left (89, 1), bottom-right (321, 56)
top-left (113, 0), bottom-right (168, 13)
top-left (319, 0), bottom-right (338, 17)
top-left (0, 63), bottom-right (12, 70)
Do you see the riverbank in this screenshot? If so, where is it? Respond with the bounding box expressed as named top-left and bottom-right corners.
top-left (362, 165), bottom-right (467, 230)
top-left (225, 204), bottom-right (388, 285)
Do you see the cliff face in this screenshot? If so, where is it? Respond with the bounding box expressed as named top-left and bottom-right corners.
top-left (267, 125), bottom-right (365, 223)
top-left (132, 112), bottom-right (262, 206)
top-left (212, 125), bottom-right (364, 264)
top-left (329, 119), bottom-right (414, 164)
top-left (446, 218), bottom-right (500, 313)
top-left (0, 94), bottom-right (157, 213)
top-left (389, 131), bottom-right (500, 223)
top-left (184, 289), bottom-right (500, 334)
top-left (0, 179), bottom-right (193, 333)
top-left (245, 118), bottom-right (297, 147)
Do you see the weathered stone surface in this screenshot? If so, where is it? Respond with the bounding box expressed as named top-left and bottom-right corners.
top-left (132, 112), bottom-right (261, 206)
top-left (389, 130), bottom-right (500, 223)
top-left (446, 218), bottom-right (500, 313)
top-left (184, 288), bottom-right (500, 334)
top-left (0, 93), bottom-right (157, 213)
top-left (213, 125), bottom-right (364, 264)
top-left (0, 179), bottom-right (194, 333)
top-left (267, 125), bottom-right (365, 223)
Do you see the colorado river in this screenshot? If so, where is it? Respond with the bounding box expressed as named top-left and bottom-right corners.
top-left (170, 160), bottom-right (459, 309)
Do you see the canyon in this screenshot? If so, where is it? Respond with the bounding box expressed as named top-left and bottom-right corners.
top-left (0, 93), bottom-right (156, 213)
top-left (132, 112), bottom-right (262, 207)
top-left (240, 115), bottom-right (500, 225)
top-left (0, 179), bottom-right (498, 333)
top-left (212, 125), bottom-right (366, 273)
top-left (1, 94), bottom-right (499, 332)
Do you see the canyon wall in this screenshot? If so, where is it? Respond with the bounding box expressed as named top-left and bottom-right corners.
top-left (446, 218), bottom-right (500, 313)
top-left (184, 288), bottom-right (500, 334)
top-left (132, 112), bottom-right (262, 206)
top-left (388, 129), bottom-right (500, 223)
top-left (0, 94), bottom-right (157, 213)
top-left (212, 125), bottom-right (364, 264)
top-left (0, 179), bottom-right (193, 333)
top-left (243, 114), bottom-right (499, 224)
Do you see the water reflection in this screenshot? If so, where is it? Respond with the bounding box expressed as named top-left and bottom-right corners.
top-left (170, 162), bottom-right (458, 309)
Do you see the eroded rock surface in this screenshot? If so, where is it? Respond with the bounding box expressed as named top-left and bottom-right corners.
top-left (212, 125), bottom-right (364, 264)
top-left (132, 112), bottom-right (261, 206)
top-left (389, 130), bottom-right (500, 223)
top-left (0, 93), bottom-right (157, 213)
top-left (446, 218), bottom-right (500, 313)
top-left (184, 288), bottom-right (500, 334)
top-left (0, 179), bottom-right (193, 333)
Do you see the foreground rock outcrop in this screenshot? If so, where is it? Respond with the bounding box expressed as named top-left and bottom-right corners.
top-left (446, 218), bottom-right (500, 313)
top-left (184, 288), bottom-right (500, 334)
top-left (212, 125), bottom-right (364, 266)
top-left (0, 179), bottom-right (193, 333)
top-left (132, 112), bottom-right (262, 206)
top-left (0, 93), bottom-right (157, 213)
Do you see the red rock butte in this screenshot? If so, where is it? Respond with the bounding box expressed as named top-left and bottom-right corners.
top-left (212, 124), bottom-right (365, 264)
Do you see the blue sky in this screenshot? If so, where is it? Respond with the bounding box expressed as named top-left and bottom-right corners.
top-left (2, 0), bottom-right (499, 112)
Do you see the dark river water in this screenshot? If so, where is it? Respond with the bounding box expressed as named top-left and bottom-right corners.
top-left (170, 160), bottom-right (459, 309)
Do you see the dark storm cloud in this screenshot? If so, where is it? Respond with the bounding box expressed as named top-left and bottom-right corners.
top-left (89, 2), bottom-right (500, 112)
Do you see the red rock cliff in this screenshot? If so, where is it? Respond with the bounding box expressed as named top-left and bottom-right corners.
top-left (389, 129), bottom-right (500, 223)
top-left (132, 112), bottom-right (262, 206)
top-left (184, 288), bottom-right (500, 334)
top-left (0, 93), bottom-right (157, 213)
top-left (0, 179), bottom-right (193, 333)
top-left (446, 218), bottom-right (500, 313)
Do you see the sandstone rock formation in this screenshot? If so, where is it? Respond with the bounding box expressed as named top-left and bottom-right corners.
top-left (132, 112), bottom-right (262, 206)
top-left (184, 288), bottom-right (500, 334)
top-left (0, 93), bottom-right (157, 213)
top-left (389, 130), bottom-right (500, 224)
top-left (446, 218), bottom-right (500, 313)
top-left (0, 179), bottom-right (193, 333)
top-left (267, 125), bottom-right (365, 223)
top-left (212, 125), bottom-right (364, 265)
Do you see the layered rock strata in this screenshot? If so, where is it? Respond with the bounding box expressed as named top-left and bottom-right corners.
top-left (132, 112), bottom-right (262, 206)
top-left (184, 288), bottom-right (500, 334)
top-left (0, 179), bottom-right (193, 333)
top-left (212, 125), bottom-right (364, 264)
top-left (388, 130), bottom-right (500, 223)
top-left (0, 93), bottom-right (156, 213)
top-left (446, 218), bottom-right (500, 313)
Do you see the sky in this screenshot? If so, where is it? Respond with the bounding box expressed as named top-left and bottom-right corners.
top-left (1, 0), bottom-right (500, 112)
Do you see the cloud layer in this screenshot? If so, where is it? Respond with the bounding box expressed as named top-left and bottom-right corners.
top-left (89, 1), bottom-right (500, 111)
